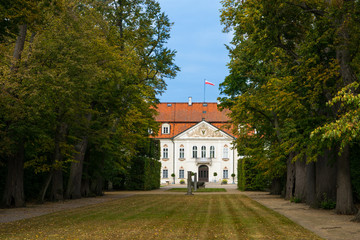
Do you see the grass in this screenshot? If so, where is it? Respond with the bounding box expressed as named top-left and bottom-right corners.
top-left (0, 194), bottom-right (322, 240)
top-left (166, 188), bottom-right (227, 192)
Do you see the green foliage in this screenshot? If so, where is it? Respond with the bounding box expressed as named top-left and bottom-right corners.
top-left (221, 179), bottom-right (228, 185)
top-left (179, 179), bottom-right (185, 184)
top-left (238, 157), bottom-right (245, 191)
top-left (220, 0), bottom-right (360, 201)
top-left (320, 193), bottom-right (336, 210)
top-left (239, 156), bottom-right (271, 191)
top-left (124, 139), bottom-right (161, 190)
top-left (290, 197), bottom-right (302, 204)
top-left (0, 0), bottom-right (178, 202)
top-left (350, 145), bottom-right (360, 202)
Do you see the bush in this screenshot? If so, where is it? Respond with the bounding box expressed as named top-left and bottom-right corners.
top-left (221, 179), bottom-right (228, 185)
top-left (320, 193), bottom-right (336, 209)
top-left (290, 197), bottom-right (302, 203)
top-left (180, 179), bottom-right (185, 184)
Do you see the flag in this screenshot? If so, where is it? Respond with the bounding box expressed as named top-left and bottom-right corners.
top-left (205, 80), bottom-right (215, 86)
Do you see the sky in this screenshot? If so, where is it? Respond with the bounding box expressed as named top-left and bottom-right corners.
top-left (157, 0), bottom-right (232, 103)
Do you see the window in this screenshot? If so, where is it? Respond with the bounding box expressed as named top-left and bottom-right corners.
top-left (163, 147), bottom-right (168, 159)
top-left (201, 146), bottom-right (206, 158)
top-left (162, 124), bottom-right (170, 134)
top-left (179, 147), bottom-right (184, 158)
top-left (223, 170), bottom-right (228, 179)
top-left (210, 146), bottom-right (215, 158)
top-left (163, 169), bottom-right (168, 178)
top-left (192, 146), bottom-right (197, 158)
top-left (223, 145), bottom-right (229, 159)
top-left (179, 169), bottom-right (184, 179)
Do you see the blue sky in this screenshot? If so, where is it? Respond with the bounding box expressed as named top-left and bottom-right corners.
top-left (157, 0), bottom-right (232, 103)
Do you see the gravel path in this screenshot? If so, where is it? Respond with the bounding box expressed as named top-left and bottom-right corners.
top-left (243, 191), bottom-right (360, 240)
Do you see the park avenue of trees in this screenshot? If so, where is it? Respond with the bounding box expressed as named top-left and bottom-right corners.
top-left (2, 0), bottom-right (360, 224)
top-left (0, 0), bottom-right (178, 207)
top-left (220, 0), bottom-right (360, 220)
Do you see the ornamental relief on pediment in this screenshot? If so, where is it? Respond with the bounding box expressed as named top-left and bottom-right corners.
top-left (186, 123), bottom-right (224, 138)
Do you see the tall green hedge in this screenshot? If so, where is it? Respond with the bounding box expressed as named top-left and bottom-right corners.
top-left (238, 156), bottom-right (270, 191)
top-left (125, 139), bottom-right (160, 190)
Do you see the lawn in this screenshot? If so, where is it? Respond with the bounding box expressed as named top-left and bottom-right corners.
top-left (166, 188), bottom-right (227, 192)
top-left (0, 194), bottom-right (322, 240)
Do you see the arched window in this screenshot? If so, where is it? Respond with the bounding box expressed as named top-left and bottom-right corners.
top-left (201, 146), bottom-right (206, 158)
top-left (210, 146), bottom-right (215, 158)
top-left (223, 145), bottom-right (229, 159)
top-left (192, 146), bottom-right (197, 158)
top-left (162, 123), bottom-right (170, 134)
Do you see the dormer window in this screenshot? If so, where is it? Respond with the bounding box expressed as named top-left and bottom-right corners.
top-left (162, 123), bottom-right (170, 134)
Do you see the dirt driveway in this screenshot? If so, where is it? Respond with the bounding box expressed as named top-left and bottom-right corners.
top-left (1, 184), bottom-right (360, 240)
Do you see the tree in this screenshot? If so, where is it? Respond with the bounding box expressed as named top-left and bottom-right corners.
top-left (220, 0), bottom-right (360, 214)
top-left (0, 0), bottom-right (178, 206)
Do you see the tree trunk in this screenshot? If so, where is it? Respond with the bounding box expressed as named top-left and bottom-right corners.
top-left (2, 24), bottom-right (28, 208)
top-left (38, 172), bottom-right (53, 203)
top-left (66, 113), bottom-right (91, 199)
top-left (11, 24), bottom-right (27, 70)
top-left (316, 149), bottom-right (337, 204)
top-left (270, 177), bottom-right (283, 195)
top-left (2, 142), bottom-right (25, 207)
top-left (305, 161), bottom-right (317, 207)
top-left (81, 156), bottom-right (90, 197)
top-left (66, 136), bottom-right (89, 199)
top-left (294, 158), bottom-right (306, 202)
top-left (91, 176), bottom-right (104, 196)
top-left (285, 153), bottom-right (296, 200)
top-left (50, 169), bottom-right (63, 201)
top-left (90, 156), bottom-right (105, 196)
top-left (336, 145), bottom-right (357, 214)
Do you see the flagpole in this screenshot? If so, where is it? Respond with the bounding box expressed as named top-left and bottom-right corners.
top-left (204, 79), bottom-right (206, 103)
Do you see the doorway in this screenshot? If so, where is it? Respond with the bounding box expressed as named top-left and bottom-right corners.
top-left (198, 165), bottom-right (209, 182)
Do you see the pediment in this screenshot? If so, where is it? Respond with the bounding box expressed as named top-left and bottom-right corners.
top-left (174, 121), bottom-right (233, 140)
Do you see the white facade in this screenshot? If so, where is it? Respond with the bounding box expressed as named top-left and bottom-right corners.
top-left (159, 121), bottom-right (238, 184)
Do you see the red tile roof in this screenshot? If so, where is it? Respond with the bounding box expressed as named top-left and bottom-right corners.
top-left (154, 102), bottom-right (234, 138)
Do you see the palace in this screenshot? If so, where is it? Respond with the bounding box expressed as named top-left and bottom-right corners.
top-left (155, 97), bottom-right (238, 184)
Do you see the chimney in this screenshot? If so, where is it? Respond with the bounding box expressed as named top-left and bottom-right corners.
top-left (188, 97), bottom-right (192, 106)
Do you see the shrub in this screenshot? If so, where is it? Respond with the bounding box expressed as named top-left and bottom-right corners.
top-left (221, 179), bottom-right (228, 185)
top-left (213, 172), bottom-right (217, 176)
top-left (320, 193), bottom-right (336, 209)
top-left (290, 197), bottom-right (301, 203)
top-left (180, 179), bottom-right (185, 184)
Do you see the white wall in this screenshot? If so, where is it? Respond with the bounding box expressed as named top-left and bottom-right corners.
top-left (159, 138), bottom-right (238, 184)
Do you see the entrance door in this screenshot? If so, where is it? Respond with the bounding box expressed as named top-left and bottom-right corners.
top-left (198, 165), bottom-right (209, 182)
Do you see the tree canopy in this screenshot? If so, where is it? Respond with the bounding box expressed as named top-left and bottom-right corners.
top-left (220, 0), bottom-right (360, 215)
top-left (0, 0), bottom-right (178, 206)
